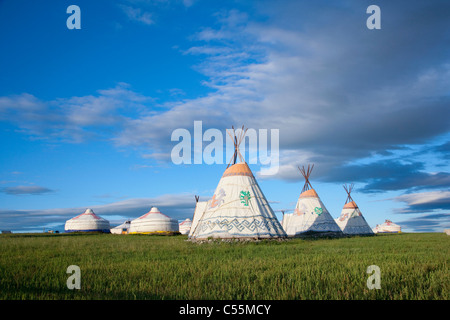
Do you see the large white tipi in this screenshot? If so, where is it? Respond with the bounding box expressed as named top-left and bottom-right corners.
top-left (335, 184), bottom-right (374, 235)
top-left (189, 127), bottom-right (286, 240)
top-left (128, 207), bottom-right (180, 235)
top-left (65, 208), bottom-right (111, 233)
top-left (282, 165), bottom-right (342, 237)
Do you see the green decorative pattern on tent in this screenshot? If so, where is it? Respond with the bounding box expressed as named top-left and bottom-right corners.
top-left (239, 191), bottom-right (251, 206)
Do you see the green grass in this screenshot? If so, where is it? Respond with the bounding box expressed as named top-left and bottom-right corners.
top-left (0, 232), bottom-right (448, 300)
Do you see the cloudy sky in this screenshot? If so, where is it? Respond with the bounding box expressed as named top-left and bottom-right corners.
top-left (0, 0), bottom-right (449, 233)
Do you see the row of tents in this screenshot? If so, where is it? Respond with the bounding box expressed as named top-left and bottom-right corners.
top-left (64, 128), bottom-right (401, 238)
top-left (65, 207), bottom-right (181, 235)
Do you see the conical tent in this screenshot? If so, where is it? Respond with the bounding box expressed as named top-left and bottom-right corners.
top-left (179, 218), bottom-right (192, 235)
top-left (65, 208), bottom-right (111, 233)
top-left (335, 184), bottom-right (374, 235)
top-left (188, 196), bottom-right (210, 239)
top-left (282, 164), bottom-right (342, 237)
top-left (189, 126), bottom-right (286, 240)
top-left (110, 220), bottom-right (131, 234)
top-left (373, 219), bottom-right (401, 233)
top-left (128, 207), bottom-right (179, 235)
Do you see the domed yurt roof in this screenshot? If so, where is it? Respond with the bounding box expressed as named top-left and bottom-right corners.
top-left (65, 208), bottom-right (110, 233)
top-left (129, 207), bottom-right (179, 235)
top-left (373, 219), bottom-right (401, 233)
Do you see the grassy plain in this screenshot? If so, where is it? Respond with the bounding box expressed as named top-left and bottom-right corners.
top-left (0, 232), bottom-right (448, 300)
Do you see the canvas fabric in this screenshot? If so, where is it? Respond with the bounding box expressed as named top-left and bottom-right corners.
top-left (65, 209), bottom-right (110, 232)
top-left (179, 218), bottom-right (192, 235)
top-left (110, 221), bottom-right (131, 234)
top-left (373, 220), bottom-right (401, 233)
top-left (129, 207), bottom-right (179, 234)
top-left (335, 207), bottom-right (374, 235)
top-left (190, 163), bottom-right (286, 239)
top-left (189, 201), bottom-right (209, 238)
top-left (282, 192), bottom-right (342, 236)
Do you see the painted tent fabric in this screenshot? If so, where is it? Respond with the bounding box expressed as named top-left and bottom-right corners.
top-left (110, 220), bottom-right (131, 234)
top-left (65, 208), bottom-right (111, 233)
top-left (128, 207), bottom-right (179, 234)
top-left (179, 218), bottom-right (192, 235)
top-left (335, 201), bottom-right (374, 235)
top-left (188, 200), bottom-right (209, 238)
top-left (282, 189), bottom-right (342, 236)
top-left (189, 162), bottom-right (286, 240)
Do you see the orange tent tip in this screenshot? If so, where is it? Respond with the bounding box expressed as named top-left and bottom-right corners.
top-left (222, 162), bottom-right (254, 178)
top-left (343, 201), bottom-right (358, 209)
top-left (299, 188), bottom-right (319, 198)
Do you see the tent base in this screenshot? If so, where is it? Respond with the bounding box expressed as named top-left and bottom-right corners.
top-left (375, 231), bottom-right (401, 234)
top-left (288, 231), bottom-right (344, 239)
top-left (129, 231), bottom-right (181, 236)
top-left (342, 232), bottom-right (376, 236)
top-left (65, 230), bottom-right (111, 233)
top-left (189, 236), bottom-right (288, 243)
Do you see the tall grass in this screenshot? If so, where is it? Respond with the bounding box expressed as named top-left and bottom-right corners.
top-left (0, 233), bottom-right (448, 300)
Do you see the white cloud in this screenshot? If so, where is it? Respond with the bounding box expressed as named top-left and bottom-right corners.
top-left (1, 185), bottom-right (54, 195)
top-left (1, 3), bottom-right (449, 186)
top-left (0, 83), bottom-right (151, 143)
top-left (393, 191), bottom-right (450, 207)
top-left (181, 0), bottom-right (196, 8)
top-left (120, 5), bottom-right (154, 25)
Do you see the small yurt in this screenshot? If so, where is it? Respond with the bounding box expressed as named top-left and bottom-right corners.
top-left (179, 218), bottom-right (192, 235)
top-left (373, 220), bottom-right (401, 233)
top-left (110, 220), bottom-right (131, 234)
top-left (128, 207), bottom-right (180, 235)
top-left (65, 208), bottom-right (111, 233)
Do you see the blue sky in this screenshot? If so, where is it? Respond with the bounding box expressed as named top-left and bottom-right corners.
top-left (0, 0), bottom-right (449, 233)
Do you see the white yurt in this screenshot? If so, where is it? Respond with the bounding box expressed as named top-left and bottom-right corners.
top-left (65, 208), bottom-right (111, 233)
top-left (373, 220), bottom-right (402, 233)
top-left (189, 127), bottom-right (286, 240)
top-left (282, 165), bottom-right (342, 237)
top-left (179, 218), bottom-right (192, 235)
top-left (110, 220), bottom-right (131, 234)
top-left (335, 184), bottom-right (374, 235)
top-left (128, 207), bottom-right (180, 235)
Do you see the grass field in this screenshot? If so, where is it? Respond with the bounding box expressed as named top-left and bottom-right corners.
top-left (0, 232), bottom-right (448, 300)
